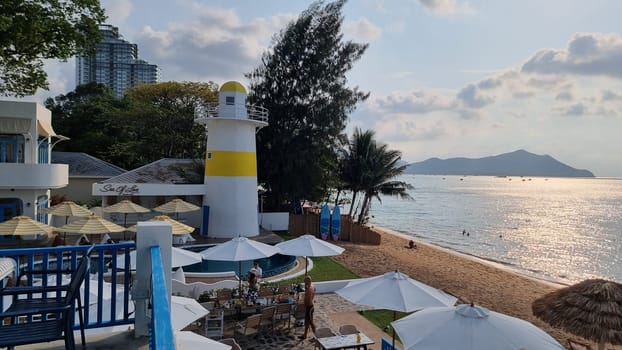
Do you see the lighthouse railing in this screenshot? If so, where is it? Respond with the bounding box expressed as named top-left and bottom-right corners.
top-left (194, 103), bottom-right (268, 123)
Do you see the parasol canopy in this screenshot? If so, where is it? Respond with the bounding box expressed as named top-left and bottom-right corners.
top-left (175, 331), bottom-right (230, 350)
top-left (170, 295), bottom-right (210, 331)
top-left (127, 215), bottom-right (195, 235)
top-left (102, 200), bottom-right (151, 239)
top-left (336, 270), bottom-right (458, 349)
top-left (200, 236), bottom-right (280, 292)
top-left (392, 303), bottom-right (565, 350)
top-left (40, 201), bottom-right (93, 222)
top-left (57, 215), bottom-right (126, 235)
top-left (102, 200), bottom-right (150, 215)
top-left (116, 247), bottom-right (202, 269)
top-left (532, 278), bottom-right (622, 350)
top-left (275, 234), bottom-right (344, 274)
top-left (0, 216), bottom-right (57, 236)
top-left (153, 199), bottom-right (200, 220)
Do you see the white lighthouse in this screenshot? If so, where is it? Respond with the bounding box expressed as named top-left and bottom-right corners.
top-left (194, 81), bottom-right (268, 238)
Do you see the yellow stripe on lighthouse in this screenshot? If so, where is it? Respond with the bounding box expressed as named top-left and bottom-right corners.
top-left (205, 150), bottom-right (257, 176)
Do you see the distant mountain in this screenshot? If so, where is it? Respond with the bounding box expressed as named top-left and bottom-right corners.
top-left (405, 150), bottom-right (594, 177)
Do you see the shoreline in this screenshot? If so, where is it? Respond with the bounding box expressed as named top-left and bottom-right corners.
top-left (373, 226), bottom-right (568, 289)
top-left (332, 225), bottom-right (600, 348)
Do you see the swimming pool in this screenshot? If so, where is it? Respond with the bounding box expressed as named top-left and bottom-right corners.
top-left (182, 245), bottom-right (296, 278)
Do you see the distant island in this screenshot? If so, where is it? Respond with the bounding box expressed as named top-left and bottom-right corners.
top-left (405, 150), bottom-right (594, 177)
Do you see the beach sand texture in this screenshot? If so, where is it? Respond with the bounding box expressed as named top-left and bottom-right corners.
top-left (332, 227), bottom-right (616, 350)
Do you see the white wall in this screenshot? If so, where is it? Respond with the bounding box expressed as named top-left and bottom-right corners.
top-left (259, 212), bottom-right (289, 231)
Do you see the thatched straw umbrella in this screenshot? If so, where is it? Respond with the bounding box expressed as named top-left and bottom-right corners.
top-left (532, 279), bottom-right (622, 350)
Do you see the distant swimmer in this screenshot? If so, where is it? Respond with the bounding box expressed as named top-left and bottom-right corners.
top-left (462, 229), bottom-right (466, 235)
top-left (466, 232), bottom-right (470, 237)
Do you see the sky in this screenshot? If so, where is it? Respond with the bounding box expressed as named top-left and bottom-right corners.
top-left (30, 0), bottom-right (622, 177)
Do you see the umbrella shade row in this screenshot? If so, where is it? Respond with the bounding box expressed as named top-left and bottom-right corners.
top-left (127, 215), bottom-right (194, 235)
top-left (0, 216), bottom-right (57, 235)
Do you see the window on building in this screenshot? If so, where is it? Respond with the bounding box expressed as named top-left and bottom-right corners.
top-left (36, 196), bottom-right (48, 224)
top-left (0, 135), bottom-right (25, 163)
top-left (0, 198), bottom-right (22, 223)
top-left (226, 96), bottom-right (235, 105)
top-left (38, 139), bottom-right (49, 164)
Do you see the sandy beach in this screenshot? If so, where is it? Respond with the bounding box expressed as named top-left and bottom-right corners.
top-left (331, 226), bottom-right (607, 349)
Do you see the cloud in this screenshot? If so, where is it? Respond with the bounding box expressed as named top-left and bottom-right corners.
top-left (370, 89), bottom-right (455, 114)
top-left (555, 92), bottom-right (573, 101)
top-left (562, 102), bottom-right (587, 116)
top-left (457, 84), bottom-right (494, 108)
top-left (477, 77), bottom-right (502, 90)
top-left (102, 0), bottom-right (133, 24)
top-left (418, 0), bottom-right (475, 16)
top-left (602, 89), bottom-right (622, 101)
top-left (512, 91), bottom-right (534, 99)
top-left (133, 4), bottom-right (294, 82)
top-left (344, 18), bottom-right (382, 42)
top-left (521, 32), bottom-right (622, 79)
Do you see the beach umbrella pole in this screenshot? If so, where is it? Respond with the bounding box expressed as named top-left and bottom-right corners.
top-left (239, 261), bottom-right (243, 299)
top-left (392, 310), bottom-right (396, 350)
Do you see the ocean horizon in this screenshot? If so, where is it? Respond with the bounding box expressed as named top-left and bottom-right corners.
top-left (367, 174), bottom-right (622, 285)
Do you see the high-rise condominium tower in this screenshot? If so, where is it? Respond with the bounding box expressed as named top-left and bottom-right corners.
top-left (75, 24), bottom-right (160, 97)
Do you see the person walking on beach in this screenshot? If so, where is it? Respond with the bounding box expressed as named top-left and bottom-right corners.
top-left (299, 275), bottom-right (316, 340)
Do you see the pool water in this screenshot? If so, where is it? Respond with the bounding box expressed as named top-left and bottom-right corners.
top-left (182, 246), bottom-right (296, 278)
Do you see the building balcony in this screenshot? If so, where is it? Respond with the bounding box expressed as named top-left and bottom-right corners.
top-left (0, 163), bottom-right (68, 189)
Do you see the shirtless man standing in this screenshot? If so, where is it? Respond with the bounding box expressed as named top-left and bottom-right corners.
top-left (299, 275), bottom-right (317, 340)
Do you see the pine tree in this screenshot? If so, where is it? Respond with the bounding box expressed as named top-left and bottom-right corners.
top-left (246, 0), bottom-right (369, 211)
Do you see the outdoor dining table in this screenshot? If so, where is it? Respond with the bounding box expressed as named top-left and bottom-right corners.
top-left (316, 332), bottom-right (374, 350)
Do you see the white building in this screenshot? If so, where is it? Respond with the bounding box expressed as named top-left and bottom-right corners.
top-left (0, 101), bottom-right (68, 223)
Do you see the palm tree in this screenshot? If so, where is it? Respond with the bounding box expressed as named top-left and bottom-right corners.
top-left (339, 128), bottom-right (412, 223)
top-left (339, 128), bottom-right (374, 218)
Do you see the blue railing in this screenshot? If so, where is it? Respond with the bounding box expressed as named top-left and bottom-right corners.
top-left (149, 245), bottom-right (175, 350)
top-left (0, 242), bottom-right (135, 330)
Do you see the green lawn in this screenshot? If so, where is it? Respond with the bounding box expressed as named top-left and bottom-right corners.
top-left (277, 256), bottom-right (359, 284)
top-left (358, 309), bottom-right (409, 340)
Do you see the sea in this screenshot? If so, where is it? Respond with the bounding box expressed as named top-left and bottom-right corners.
top-left (367, 174), bottom-right (622, 285)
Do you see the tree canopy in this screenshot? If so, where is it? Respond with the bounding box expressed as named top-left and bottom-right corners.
top-left (0, 0), bottom-right (106, 96)
top-left (45, 82), bottom-right (127, 163)
top-left (110, 81), bottom-right (217, 169)
top-left (46, 81), bottom-right (218, 170)
top-left (246, 0), bottom-right (369, 211)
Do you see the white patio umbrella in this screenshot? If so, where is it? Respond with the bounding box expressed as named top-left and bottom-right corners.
top-left (115, 247), bottom-right (202, 269)
top-left (275, 234), bottom-right (345, 274)
top-left (200, 236), bottom-right (280, 292)
top-left (391, 304), bottom-right (565, 350)
top-left (336, 270), bottom-right (458, 349)
top-left (171, 295), bottom-right (209, 331)
top-left (175, 330), bottom-right (230, 350)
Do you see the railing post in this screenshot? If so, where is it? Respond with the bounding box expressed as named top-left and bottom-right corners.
top-left (134, 221), bottom-right (172, 337)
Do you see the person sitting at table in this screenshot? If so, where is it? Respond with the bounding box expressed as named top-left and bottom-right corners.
top-left (247, 271), bottom-right (258, 292)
